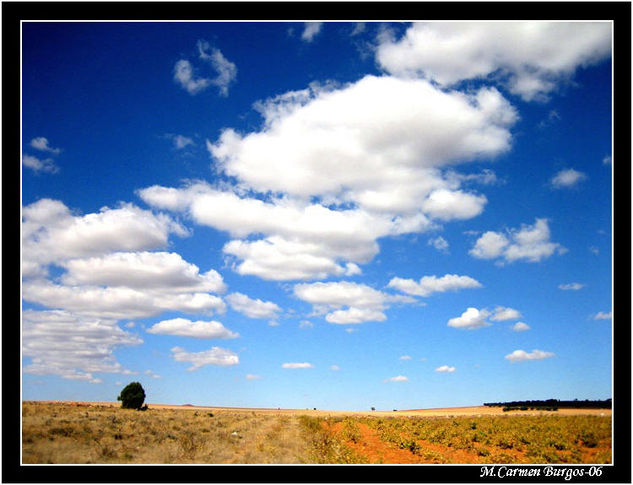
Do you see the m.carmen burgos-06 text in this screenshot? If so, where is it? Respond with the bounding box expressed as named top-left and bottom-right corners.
top-left (480, 465), bottom-right (604, 480)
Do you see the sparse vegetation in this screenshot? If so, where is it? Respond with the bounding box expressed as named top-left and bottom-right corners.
top-left (22, 402), bottom-right (611, 464)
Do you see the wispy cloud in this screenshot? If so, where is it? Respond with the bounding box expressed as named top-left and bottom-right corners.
top-left (282, 362), bottom-right (314, 369)
top-left (174, 41), bottom-right (237, 96)
top-left (512, 322), bottom-right (530, 332)
top-left (550, 168), bottom-right (587, 189)
top-left (22, 154), bottom-right (59, 174)
top-left (30, 136), bottom-right (61, 154)
top-left (385, 375), bottom-right (409, 382)
top-left (301, 22), bottom-right (323, 42)
top-left (558, 283), bottom-right (585, 291)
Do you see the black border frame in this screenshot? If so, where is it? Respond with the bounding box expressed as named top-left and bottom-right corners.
top-left (4, 2), bottom-right (630, 483)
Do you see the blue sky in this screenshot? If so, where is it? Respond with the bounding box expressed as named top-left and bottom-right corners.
top-left (21, 21), bottom-right (613, 411)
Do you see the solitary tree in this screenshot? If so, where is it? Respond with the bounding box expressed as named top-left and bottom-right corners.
top-left (117, 382), bottom-right (146, 410)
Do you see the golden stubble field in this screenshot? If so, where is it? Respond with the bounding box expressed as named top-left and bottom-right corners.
top-left (22, 401), bottom-right (612, 464)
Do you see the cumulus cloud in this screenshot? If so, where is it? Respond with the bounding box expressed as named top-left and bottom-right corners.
top-left (294, 281), bottom-right (401, 324)
top-left (301, 22), bottom-right (323, 42)
top-left (22, 280), bottom-right (226, 320)
top-left (142, 73), bottom-right (519, 281)
top-left (550, 168), bottom-right (587, 188)
top-left (435, 365), bottom-right (456, 373)
top-left (59, 251), bottom-right (226, 294)
top-left (171, 346), bottom-right (239, 370)
top-left (209, 76), bottom-right (516, 203)
top-left (399, 355), bottom-right (412, 361)
top-left (512, 322), bottom-right (530, 332)
top-left (387, 274), bottom-right (482, 297)
top-left (282, 362), bottom-right (314, 369)
top-left (22, 199), bottom-right (187, 276)
top-left (147, 318), bottom-right (238, 339)
top-left (325, 307), bottom-right (387, 324)
top-left (505, 349), bottom-right (555, 362)
top-left (469, 218), bottom-right (565, 263)
top-left (22, 154), bottom-right (59, 174)
top-left (226, 292), bottom-right (281, 319)
top-left (490, 306), bottom-right (522, 321)
top-left (447, 307), bottom-right (491, 330)
top-left (22, 310), bottom-right (142, 381)
top-left (558, 283), bottom-right (585, 290)
top-left (376, 22), bottom-right (611, 101)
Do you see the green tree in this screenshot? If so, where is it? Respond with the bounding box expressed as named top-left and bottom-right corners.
top-left (117, 382), bottom-right (146, 410)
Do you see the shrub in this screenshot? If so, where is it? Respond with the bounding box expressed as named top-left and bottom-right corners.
top-left (117, 382), bottom-right (146, 410)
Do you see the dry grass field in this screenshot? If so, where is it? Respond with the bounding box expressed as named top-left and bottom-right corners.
top-left (22, 401), bottom-right (612, 464)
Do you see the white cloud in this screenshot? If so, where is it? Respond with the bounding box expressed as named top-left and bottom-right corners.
top-left (301, 22), bottom-right (323, 42)
top-left (388, 274), bottom-right (482, 297)
top-left (490, 306), bottom-right (522, 321)
top-left (299, 320), bottom-right (314, 329)
top-left (22, 199), bottom-right (187, 276)
top-left (468, 230), bottom-right (509, 260)
top-left (282, 362), bottom-right (314, 369)
top-left (209, 76), bottom-right (517, 204)
top-left (435, 365), bottom-right (456, 373)
top-left (22, 154), bottom-right (59, 174)
top-left (550, 168), bottom-right (587, 188)
top-left (330, 365), bottom-right (340, 371)
top-left (594, 311), bottom-right (612, 320)
top-left (325, 307), bottom-right (387, 324)
top-left (469, 218), bottom-right (565, 263)
top-left (505, 349), bottom-right (555, 362)
top-left (22, 280), bottom-right (226, 320)
top-left (428, 236), bottom-right (449, 253)
top-left (174, 41), bottom-right (237, 97)
top-left (171, 346), bottom-right (239, 371)
top-left (147, 318), bottom-right (238, 339)
top-left (386, 375), bottom-right (409, 382)
top-left (294, 281), bottom-right (388, 309)
top-left (29, 136), bottom-right (61, 154)
top-left (376, 22), bottom-right (611, 101)
top-left (171, 134), bottom-right (195, 149)
top-left (602, 155), bottom-right (611, 165)
top-left (246, 374), bottom-right (262, 380)
top-left (143, 74), bottom-right (518, 281)
top-left (22, 310), bottom-right (142, 381)
top-left (512, 322), bottom-right (531, 332)
top-left (60, 251), bottom-right (226, 294)
top-left (174, 59), bottom-right (211, 95)
top-left (226, 292), bottom-right (281, 319)
top-left (399, 355), bottom-right (412, 361)
top-left (558, 282), bottom-right (585, 291)
top-left (447, 307), bottom-right (491, 330)
top-left (197, 40), bottom-right (237, 97)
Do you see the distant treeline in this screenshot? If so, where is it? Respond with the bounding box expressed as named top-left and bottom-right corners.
top-left (484, 399), bottom-right (612, 409)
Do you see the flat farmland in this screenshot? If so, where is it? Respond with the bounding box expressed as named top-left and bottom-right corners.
top-left (21, 401), bottom-right (612, 464)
